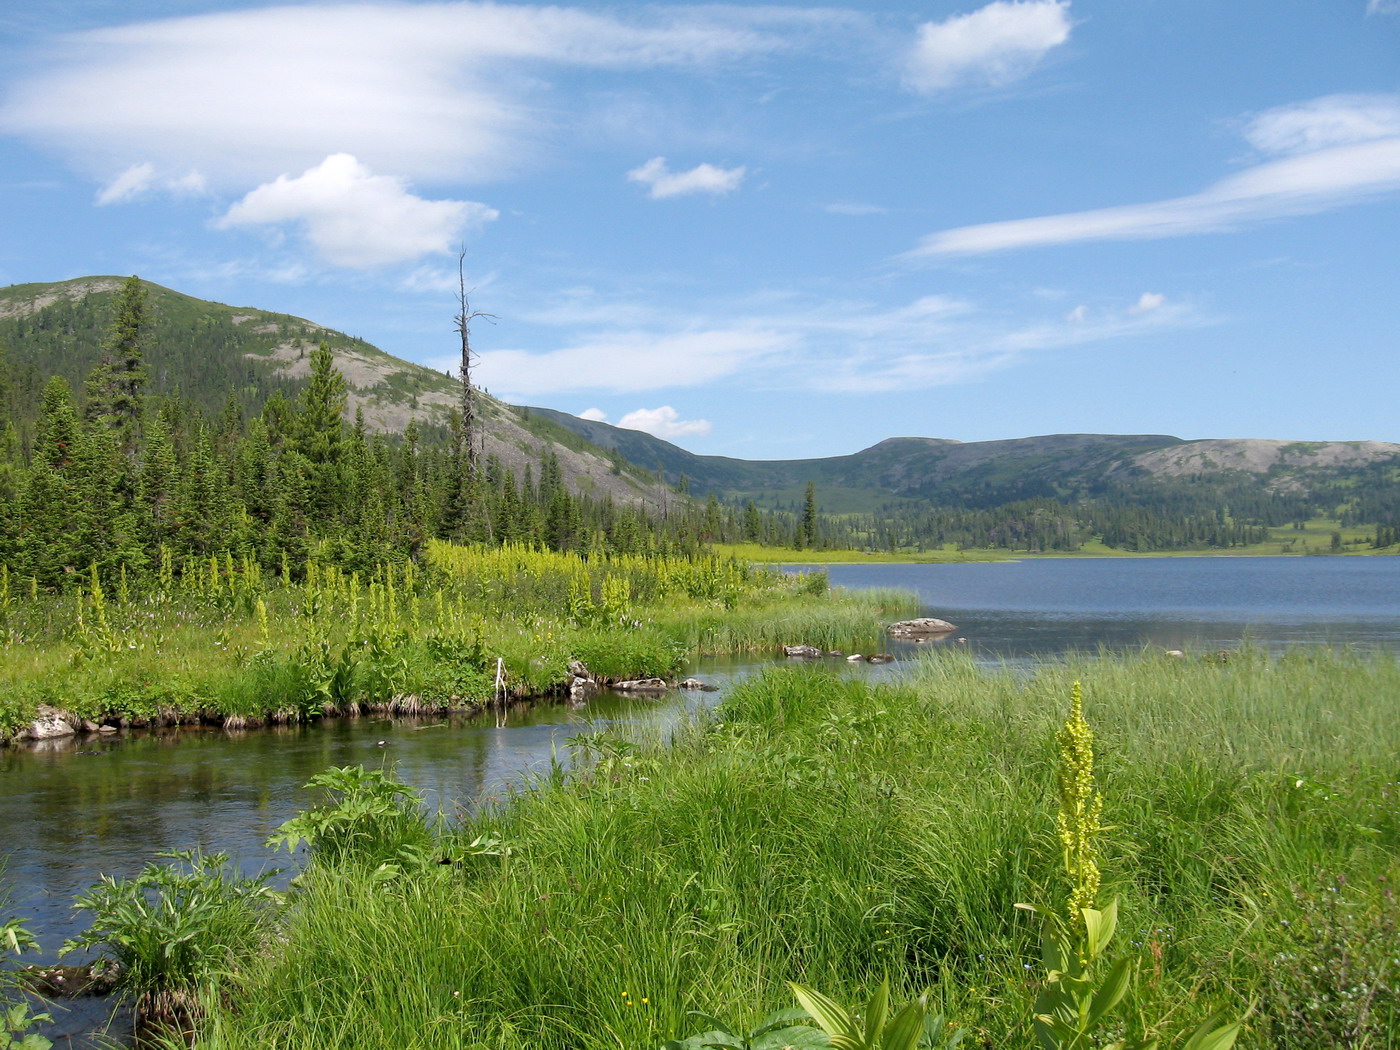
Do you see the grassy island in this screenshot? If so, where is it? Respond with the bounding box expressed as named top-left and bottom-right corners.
top-left (0, 542), bottom-right (915, 743)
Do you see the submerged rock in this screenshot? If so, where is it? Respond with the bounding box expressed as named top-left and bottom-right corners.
top-left (783, 644), bottom-right (823, 659)
top-left (678, 678), bottom-right (718, 691)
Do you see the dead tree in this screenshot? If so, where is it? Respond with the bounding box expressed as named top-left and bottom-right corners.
top-left (455, 249), bottom-right (496, 479)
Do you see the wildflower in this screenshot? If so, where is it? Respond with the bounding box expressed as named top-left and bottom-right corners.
top-left (1056, 680), bottom-right (1101, 923)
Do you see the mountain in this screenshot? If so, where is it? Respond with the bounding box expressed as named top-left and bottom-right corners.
top-left (528, 406), bottom-right (1400, 519)
top-left (0, 277), bottom-right (662, 509)
top-left (4, 276), bottom-right (1397, 527)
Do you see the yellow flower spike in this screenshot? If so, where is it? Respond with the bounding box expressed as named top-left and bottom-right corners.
top-left (1056, 680), bottom-right (1102, 928)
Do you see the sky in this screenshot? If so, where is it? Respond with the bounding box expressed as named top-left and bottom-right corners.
top-left (1, 0), bottom-right (1397, 459)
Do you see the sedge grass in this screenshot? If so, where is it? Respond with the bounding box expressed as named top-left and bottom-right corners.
top-left (185, 651), bottom-right (1399, 1050)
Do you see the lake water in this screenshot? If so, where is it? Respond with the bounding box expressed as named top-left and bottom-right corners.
top-left (3, 554), bottom-right (1397, 1045)
top-left (815, 556), bottom-right (1400, 661)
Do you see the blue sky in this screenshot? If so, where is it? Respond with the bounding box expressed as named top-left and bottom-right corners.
top-left (1, 0), bottom-right (1397, 458)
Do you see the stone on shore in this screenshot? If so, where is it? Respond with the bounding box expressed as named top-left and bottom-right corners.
top-left (887, 617), bottom-right (958, 637)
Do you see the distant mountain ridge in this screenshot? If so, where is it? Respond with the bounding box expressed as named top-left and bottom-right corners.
top-left (527, 406), bottom-right (1400, 516)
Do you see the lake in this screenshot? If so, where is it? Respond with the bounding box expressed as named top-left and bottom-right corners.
top-left (812, 555), bottom-right (1400, 661)
top-left (3, 554), bottom-right (1397, 1045)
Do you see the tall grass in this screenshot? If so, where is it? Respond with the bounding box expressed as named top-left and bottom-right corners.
top-left (185, 651), bottom-right (1399, 1049)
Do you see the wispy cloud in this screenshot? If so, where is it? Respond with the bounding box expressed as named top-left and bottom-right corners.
top-left (906, 94), bottom-right (1400, 257)
top-left (824, 201), bottom-right (887, 216)
top-left (904, 0), bottom-right (1072, 94)
top-left (627, 157), bottom-right (746, 199)
top-left (217, 154), bottom-right (497, 268)
top-left (0, 3), bottom-right (845, 189)
top-left (95, 161), bottom-right (206, 204)
top-left (468, 287), bottom-right (1198, 398)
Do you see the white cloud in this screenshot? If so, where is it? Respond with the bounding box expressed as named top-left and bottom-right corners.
top-left (617, 406), bottom-right (713, 439)
top-left (1, 4), bottom-right (841, 190)
top-left (96, 163), bottom-right (155, 205)
top-left (579, 407), bottom-right (609, 421)
top-left (95, 162), bottom-right (207, 204)
top-left (905, 0), bottom-right (1072, 94)
top-left (1243, 94), bottom-right (1400, 155)
top-left (476, 325), bottom-right (794, 396)
top-left (627, 157), bottom-right (746, 199)
top-left (469, 284), bottom-right (1195, 399)
top-left (217, 154), bottom-right (498, 268)
top-left (906, 94), bottom-right (1400, 257)
top-left (1368, 0), bottom-right (1400, 13)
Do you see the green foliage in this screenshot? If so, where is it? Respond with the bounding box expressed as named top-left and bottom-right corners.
top-left (266, 765), bottom-right (433, 870)
top-left (61, 849), bottom-right (280, 1027)
top-left (663, 1007), bottom-right (827, 1050)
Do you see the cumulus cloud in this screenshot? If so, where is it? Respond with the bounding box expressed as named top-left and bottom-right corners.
top-left (905, 0), bottom-right (1072, 94)
top-left (579, 407), bottom-right (609, 421)
top-left (627, 157), bottom-right (746, 199)
top-left (616, 406), bottom-right (713, 439)
top-left (0, 3), bottom-right (843, 189)
top-left (1131, 292), bottom-right (1166, 313)
top-left (905, 93), bottom-right (1400, 257)
top-left (217, 154), bottom-right (497, 268)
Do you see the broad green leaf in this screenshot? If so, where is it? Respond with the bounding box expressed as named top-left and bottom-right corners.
top-left (790, 983), bottom-right (859, 1042)
top-left (1086, 956), bottom-right (1133, 1028)
top-left (880, 999), bottom-right (925, 1050)
top-left (1181, 1016), bottom-right (1242, 1050)
top-left (863, 980), bottom-right (890, 1049)
top-left (751, 1026), bottom-right (829, 1050)
top-left (750, 1009), bottom-right (817, 1038)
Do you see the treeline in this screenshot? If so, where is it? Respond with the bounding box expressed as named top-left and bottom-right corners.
top-left (0, 279), bottom-right (721, 589)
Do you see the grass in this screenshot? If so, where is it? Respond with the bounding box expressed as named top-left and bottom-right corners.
top-left (176, 649), bottom-right (1398, 1050)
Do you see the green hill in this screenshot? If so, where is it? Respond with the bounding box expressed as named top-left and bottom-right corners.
top-left (0, 277), bottom-right (662, 508)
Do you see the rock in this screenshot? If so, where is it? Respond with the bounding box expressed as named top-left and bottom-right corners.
top-left (825, 650), bottom-right (845, 658)
top-left (567, 659), bottom-right (592, 680)
top-left (613, 677), bottom-right (670, 692)
top-left (24, 705), bottom-right (75, 740)
top-left (846, 653), bottom-right (864, 662)
top-left (866, 653), bottom-right (894, 664)
top-left (568, 676), bottom-right (598, 700)
top-left (887, 618), bottom-right (959, 637)
top-left (783, 644), bottom-right (823, 659)
top-left (678, 678), bottom-right (718, 691)
top-left (1164, 649), bottom-right (1185, 658)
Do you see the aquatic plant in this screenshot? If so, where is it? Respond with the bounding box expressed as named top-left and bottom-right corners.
top-left (62, 850), bottom-right (281, 1037)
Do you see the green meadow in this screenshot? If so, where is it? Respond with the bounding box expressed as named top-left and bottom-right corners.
top-left (52, 649), bottom-right (1393, 1050)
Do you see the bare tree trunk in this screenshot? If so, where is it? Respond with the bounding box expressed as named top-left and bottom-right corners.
top-left (455, 251), bottom-right (495, 480)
